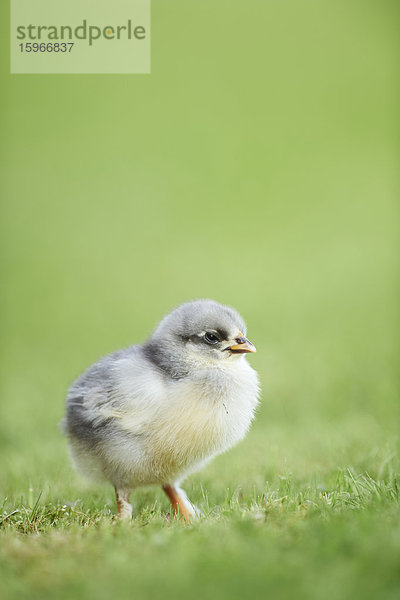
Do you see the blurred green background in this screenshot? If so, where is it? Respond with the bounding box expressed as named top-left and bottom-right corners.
top-left (0, 1), bottom-right (398, 599)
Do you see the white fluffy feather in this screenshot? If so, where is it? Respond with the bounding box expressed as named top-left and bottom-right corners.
top-left (69, 354), bottom-right (259, 487)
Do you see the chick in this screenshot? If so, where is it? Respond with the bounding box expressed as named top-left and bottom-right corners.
top-left (63, 299), bottom-right (259, 521)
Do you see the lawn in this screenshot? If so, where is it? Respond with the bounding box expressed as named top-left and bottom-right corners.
top-left (0, 1), bottom-right (398, 599)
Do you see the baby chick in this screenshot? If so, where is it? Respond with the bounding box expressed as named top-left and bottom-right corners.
top-left (63, 300), bottom-right (259, 521)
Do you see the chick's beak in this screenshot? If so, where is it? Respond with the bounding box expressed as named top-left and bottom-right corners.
top-left (228, 333), bottom-right (257, 354)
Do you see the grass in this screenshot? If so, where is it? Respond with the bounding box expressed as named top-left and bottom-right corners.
top-left (0, 0), bottom-right (399, 598)
top-left (1, 468), bottom-right (399, 535)
top-left (0, 466), bottom-right (399, 600)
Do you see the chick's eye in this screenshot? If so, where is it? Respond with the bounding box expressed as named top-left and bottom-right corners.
top-left (204, 332), bottom-right (219, 344)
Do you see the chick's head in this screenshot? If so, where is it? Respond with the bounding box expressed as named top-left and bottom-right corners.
top-left (144, 299), bottom-right (256, 377)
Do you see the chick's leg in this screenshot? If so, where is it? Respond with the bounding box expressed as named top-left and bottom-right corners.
top-left (115, 488), bottom-right (133, 519)
top-left (162, 484), bottom-right (197, 523)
